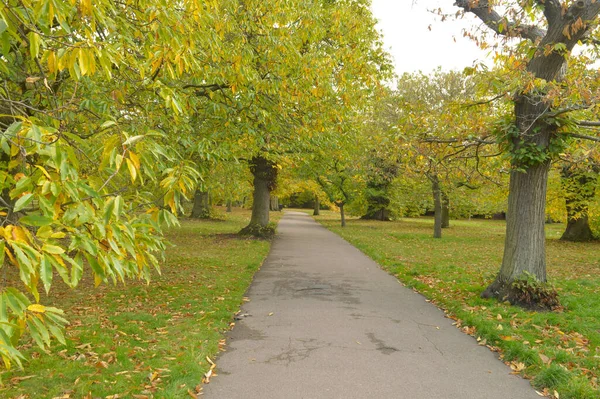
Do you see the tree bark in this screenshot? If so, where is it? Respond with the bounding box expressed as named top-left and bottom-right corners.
top-left (226, 199), bottom-right (232, 213)
top-left (483, 161), bottom-right (550, 298)
top-left (560, 167), bottom-right (597, 242)
top-left (441, 191), bottom-right (450, 229)
top-left (313, 195), bottom-right (320, 216)
top-left (430, 175), bottom-right (442, 239)
top-left (339, 202), bottom-right (346, 227)
top-left (190, 190), bottom-right (211, 219)
top-left (240, 156), bottom-right (278, 235)
top-left (269, 196), bottom-right (279, 211)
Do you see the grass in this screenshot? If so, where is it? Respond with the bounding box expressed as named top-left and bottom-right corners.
top-left (310, 210), bottom-right (600, 399)
top-left (0, 207), bottom-right (279, 399)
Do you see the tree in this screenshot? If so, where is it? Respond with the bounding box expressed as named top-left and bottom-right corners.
top-left (0, 0), bottom-right (216, 368)
top-left (190, 0), bottom-right (391, 236)
top-left (558, 157), bottom-right (599, 241)
top-left (454, 0), bottom-right (600, 302)
top-left (396, 70), bottom-right (500, 238)
top-left (360, 88), bottom-right (401, 221)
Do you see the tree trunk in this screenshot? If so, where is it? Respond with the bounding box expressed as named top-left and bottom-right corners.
top-left (483, 161), bottom-right (550, 299)
top-left (313, 195), bottom-right (320, 216)
top-left (339, 202), bottom-right (346, 227)
top-left (362, 207), bottom-right (391, 221)
top-left (560, 167), bottom-right (597, 242)
top-left (226, 199), bottom-right (232, 213)
top-left (441, 191), bottom-right (450, 228)
top-left (430, 175), bottom-right (442, 239)
top-left (269, 196), bottom-right (279, 211)
top-left (562, 215), bottom-right (594, 242)
top-left (190, 190), bottom-right (211, 219)
top-left (240, 156), bottom-right (278, 236)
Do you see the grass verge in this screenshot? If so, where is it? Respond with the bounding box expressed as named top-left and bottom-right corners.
top-left (312, 210), bottom-right (599, 399)
top-left (0, 208), bottom-right (279, 398)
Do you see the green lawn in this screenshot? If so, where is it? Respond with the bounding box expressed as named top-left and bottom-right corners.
top-left (312, 210), bottom-right (600, 399)
top-left (0, 208), bottom-right (278, 399)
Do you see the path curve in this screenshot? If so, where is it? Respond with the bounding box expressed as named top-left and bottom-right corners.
top-left (203, 211), bottom-right (540, 399)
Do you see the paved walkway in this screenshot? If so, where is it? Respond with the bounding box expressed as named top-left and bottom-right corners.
top-left (203, 211), bottom-right (540, 398)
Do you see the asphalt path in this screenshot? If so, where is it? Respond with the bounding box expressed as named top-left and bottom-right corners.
top-left (203, 211), bottom-right (541, 399)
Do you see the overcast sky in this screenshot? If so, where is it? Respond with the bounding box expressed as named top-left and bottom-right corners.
top-left (370, 0), bottom-right (493, 74)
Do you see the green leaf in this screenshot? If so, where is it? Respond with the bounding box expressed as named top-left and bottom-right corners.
top-left (0, 20), bottom-right (7, 35)
top-left (122, 135), bottom-right (145, 146)
top-left (19, 214), bottom-right (53, 227)
top-left (3, 288), bottom-right (30, 317)
top-left (40, 255), bottom-right (52, 294)
top-left (104, 198), bottom-right (115, 224)
top-left (27, 31), bottom-right (40, 59)
top-left (0, 240), bottom-right (4, 268)
top-left (69, 253), bottom-right (83, 287)
top-left (13, 194), bottom-right (34, 212)
top-left (47, 323), bottom-right (66, 345)
top-left (41, 244), bottom-right (64, 254)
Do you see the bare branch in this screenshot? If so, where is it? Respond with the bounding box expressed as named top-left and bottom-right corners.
top-left (576, 121), bottom-right (600, 127)
top-left (563, 132), bottom-right (600, 142)
top-left (463, 93), bottom-right (506, 108)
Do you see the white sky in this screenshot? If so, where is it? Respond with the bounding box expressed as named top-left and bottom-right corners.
top-left (370, 0), bottom-right (494, 74)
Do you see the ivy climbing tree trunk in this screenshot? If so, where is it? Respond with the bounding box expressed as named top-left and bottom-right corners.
top-left (191, 190), bottom-right (211, 219)
top-left (239, 156), bottom-right (278, 237)
top-left (560, 166), bottom-right (597, 242)
top-left (441, 191), bottom-right (450, 229)
top-left (313, 195), bottom-right (320, 216)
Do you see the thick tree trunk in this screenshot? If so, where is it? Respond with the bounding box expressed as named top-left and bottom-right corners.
top-left (240, 156), bottom-right (278, 236)
top-left (441, 191), bottom-right (450, 229)
top-left (560, 168), bottom-right (597, 242)
top-left (483, 161), bottom-right (550, 298)
top-left (313, 195), bottom-right (320, 216)
top-left (190, 190), bottom-right (211, 219)
top-left (430, 175), bottom-right (442, 239)
top-left (483, 90), bottom-right (555, 301)
top-left (339, 202), bottom-right (346, 227)
top-left (562, 216), bottom-right (594, 242)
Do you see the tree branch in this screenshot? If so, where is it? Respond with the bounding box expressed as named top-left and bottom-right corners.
top-left (563, 132), bottom-right (600, 142)
top-left (454, 0), bottom-right (546, 41)
top-left (576, 120), bottom-right (600, 127)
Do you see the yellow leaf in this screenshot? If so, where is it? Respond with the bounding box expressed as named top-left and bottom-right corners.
top-left (126, 158), bottom-right (137, 183)
top-left (42, 244), bottom-right (64, 254)
top-left (47, 51), bottom-right (57, 74)
top-left (27, 304), bottom-right (46, 313)
top-left (129, 151), bottom-right (141, 170)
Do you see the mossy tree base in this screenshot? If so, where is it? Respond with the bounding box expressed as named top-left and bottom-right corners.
top-left (482, 277), bottom-right (560, 311)
top-left (239, 222), bottom-right (276, 239)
